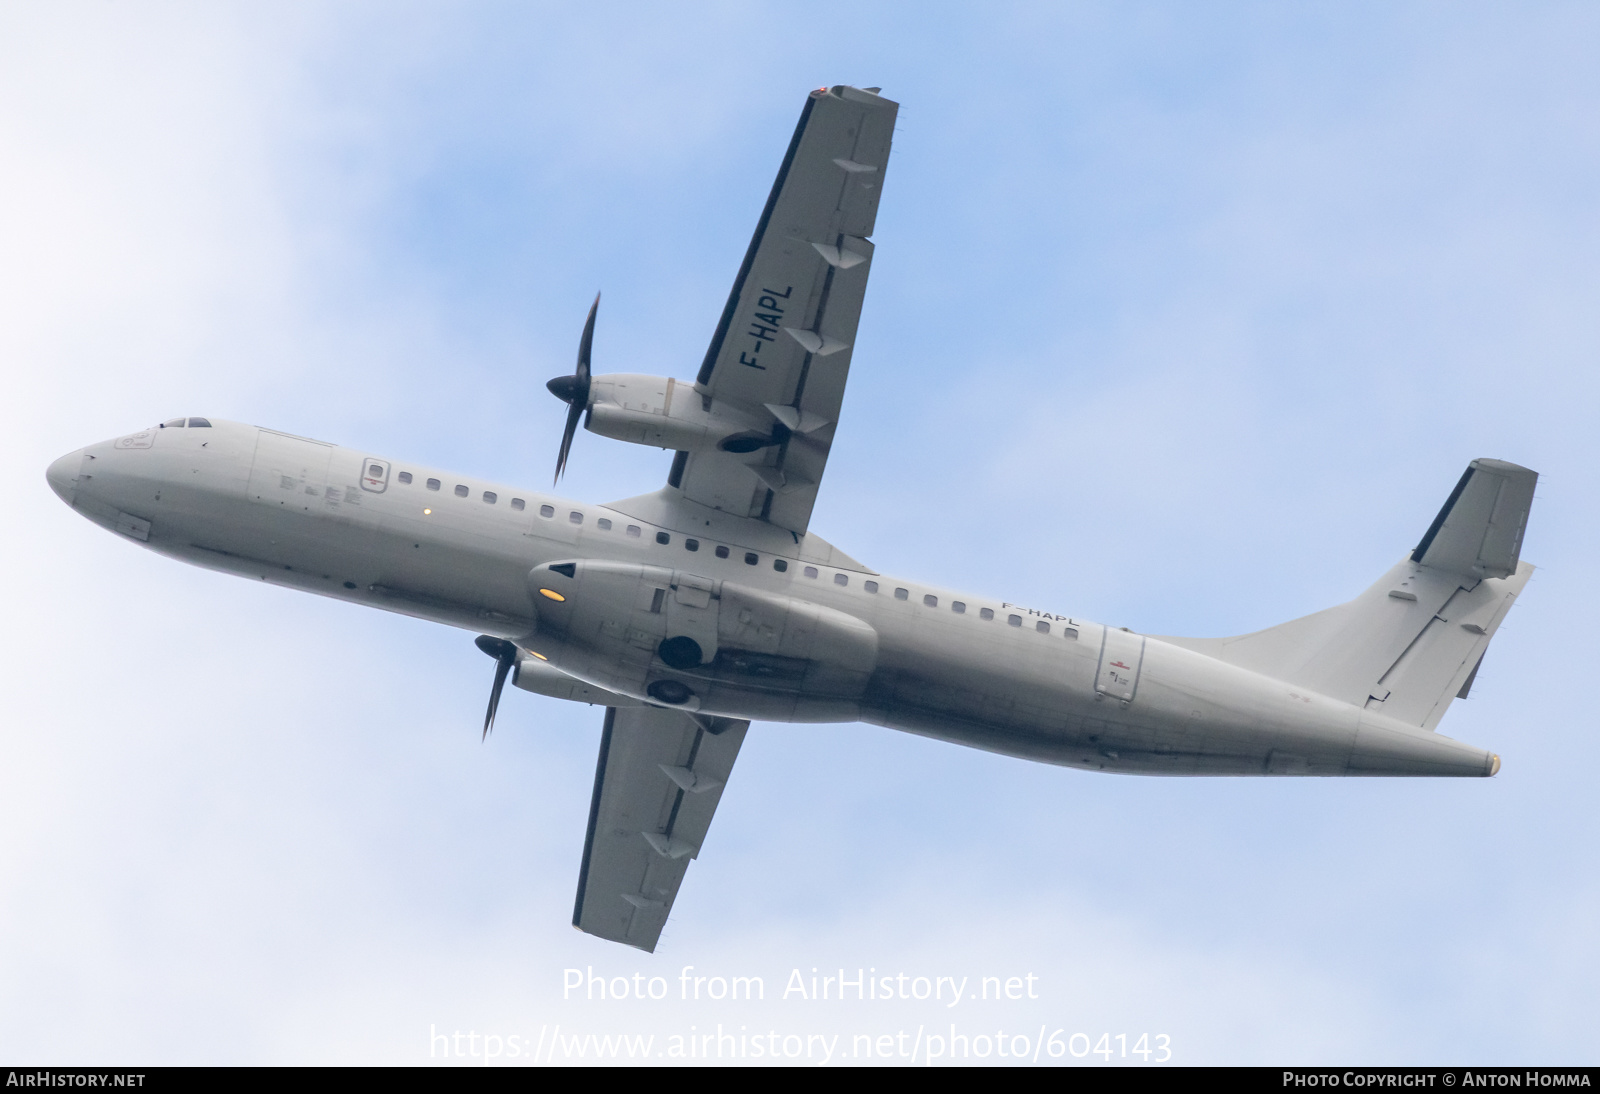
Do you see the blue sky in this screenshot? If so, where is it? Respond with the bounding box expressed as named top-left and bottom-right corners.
top-left (4, 1), bottom-right (1598, 1065)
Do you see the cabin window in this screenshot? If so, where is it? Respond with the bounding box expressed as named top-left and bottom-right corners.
top-left (1036, 620), bottom-right (1050, 634)
top-left (454, 484), bottom-right (468, 498)
top-left (627, 525), bottom-right (641, 537)
top-left (368, 464), bottom-right (384, 478)
top-left (685, 538), bottom-right (699, 551)
top-left (483, 491), bottom-right (497, 504)
top-left (714, 545), bottom-right (729, 558)
top-left (398, 472), bottom-right (413, 485)
top-left (1063, 627), bottom-right (1079, 640)
top-left (894, 588), bottom-right (909, 600)
top-left (804, 566), bottom-right (819, 579)
top-left (427, 479), bottom-right (441, 491)
top-left (952, 601), bottom-right (966, 614)
top-left (865, 581), bottom-right (879, 593)
top-left (187, 418), bottom-right (212, 428)
top-left (923, 594), bottom-right (938, 608)
top-left (1008, 614), bottom-right (1022, 627)
top-left (834, 573), bottom-right (848, 586)
top-left (656, 531), bottom-right (669, 544)
top-left (773, 559), bottom-right (788, 572)
top-left (744, 552), bottom-right (759, 565)
top-left (539, 504), bottom-right (554, 517)
top-left (980, 608), bottom-right (994, 621)
top-left (570, 511), bottom-right (583, 524)
top-left (510, 498), bottom-right (525, 511)
top-left (597, 517), bottom-right (611, 530)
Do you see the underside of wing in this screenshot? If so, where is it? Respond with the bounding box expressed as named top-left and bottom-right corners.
top-left (672, 85), bottom-right (898, 539)
top-left (572, 706), bottom-right (749, 952)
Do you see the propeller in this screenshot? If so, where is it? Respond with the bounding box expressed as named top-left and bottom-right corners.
top-left (547, 293), bottom-right (600, 484)
top-left (474, 634), bottom-right (518, 740)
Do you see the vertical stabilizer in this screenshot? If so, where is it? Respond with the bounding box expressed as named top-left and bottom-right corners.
top-left (1158, 460), bottom-right (1537, 731)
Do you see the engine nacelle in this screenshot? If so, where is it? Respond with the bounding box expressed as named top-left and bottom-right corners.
top-left (512, 654), bottom-right (643, 707)
top-left (525, 559), bottom-right (878, 722)
top-left (584, 374), bottom-right (779, 454)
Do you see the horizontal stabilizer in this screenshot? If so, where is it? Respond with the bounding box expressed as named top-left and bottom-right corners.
top-left (1411, 459), bottom-right (1536, 580)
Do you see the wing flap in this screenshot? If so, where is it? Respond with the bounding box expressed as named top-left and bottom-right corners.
top-left (573, 707), bottom-right (749, 952)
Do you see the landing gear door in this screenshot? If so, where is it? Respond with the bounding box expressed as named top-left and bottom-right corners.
top-left (1096, 629), bottom-right (1145, 702)
top-left (664, 572), bottom-right (720, 666)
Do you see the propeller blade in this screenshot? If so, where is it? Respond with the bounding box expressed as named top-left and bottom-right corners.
top-left (484, 655), bottom-right (513, 739)
top-left (553, 398), bottom-right (583, 484)
top-left (576, 292), bottom-right (597, 383)
top-left (550, 293), bottom-right (599, 484)
top-left (474, 635), bottom-right (519, 740)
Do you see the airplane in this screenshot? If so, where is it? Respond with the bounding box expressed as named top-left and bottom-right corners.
top-left (44, 85), bottom-right (1537, 952)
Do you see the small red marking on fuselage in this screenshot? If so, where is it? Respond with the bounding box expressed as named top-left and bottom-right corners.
top-left (1110, 661), bottom-right (1130, 670)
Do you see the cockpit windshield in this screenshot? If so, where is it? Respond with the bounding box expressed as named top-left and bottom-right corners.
top-left (158, 417), bottom-right (212, 428)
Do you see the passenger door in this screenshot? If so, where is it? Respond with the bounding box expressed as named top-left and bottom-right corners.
top-left (1096, 628), bottom-right (1146, 702)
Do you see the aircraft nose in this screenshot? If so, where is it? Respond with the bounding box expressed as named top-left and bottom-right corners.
top-left (46, 451), bottom-right (81, 505)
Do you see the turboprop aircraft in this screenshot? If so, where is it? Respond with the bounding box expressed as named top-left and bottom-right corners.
top-left (45, 85), bottom-right (1537, 952)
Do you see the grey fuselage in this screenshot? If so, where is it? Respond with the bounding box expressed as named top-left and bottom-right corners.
top-left (46, 419), bottom-right (1498, 778)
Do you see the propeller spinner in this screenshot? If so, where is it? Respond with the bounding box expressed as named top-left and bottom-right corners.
top-left (474, 634), bottom-right (519, 740)
top-left (547, 293), bottom-right (599, 484)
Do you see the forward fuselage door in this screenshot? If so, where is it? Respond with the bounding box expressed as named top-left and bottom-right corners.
top-left (247, 428), bottom-right (332, 505)
top-left (1095, 628), bottom-right (1146, 702)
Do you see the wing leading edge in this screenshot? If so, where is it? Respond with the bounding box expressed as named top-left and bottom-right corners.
top-left (573, 706), bottom-right (749, 951)
top-left (672, 85), bottom-right (898, 539)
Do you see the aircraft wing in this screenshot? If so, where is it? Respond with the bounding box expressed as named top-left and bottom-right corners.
top-left (572, 706), bottom-right (749, 952)
top-left (671, 85), bottom-right (898, 539)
